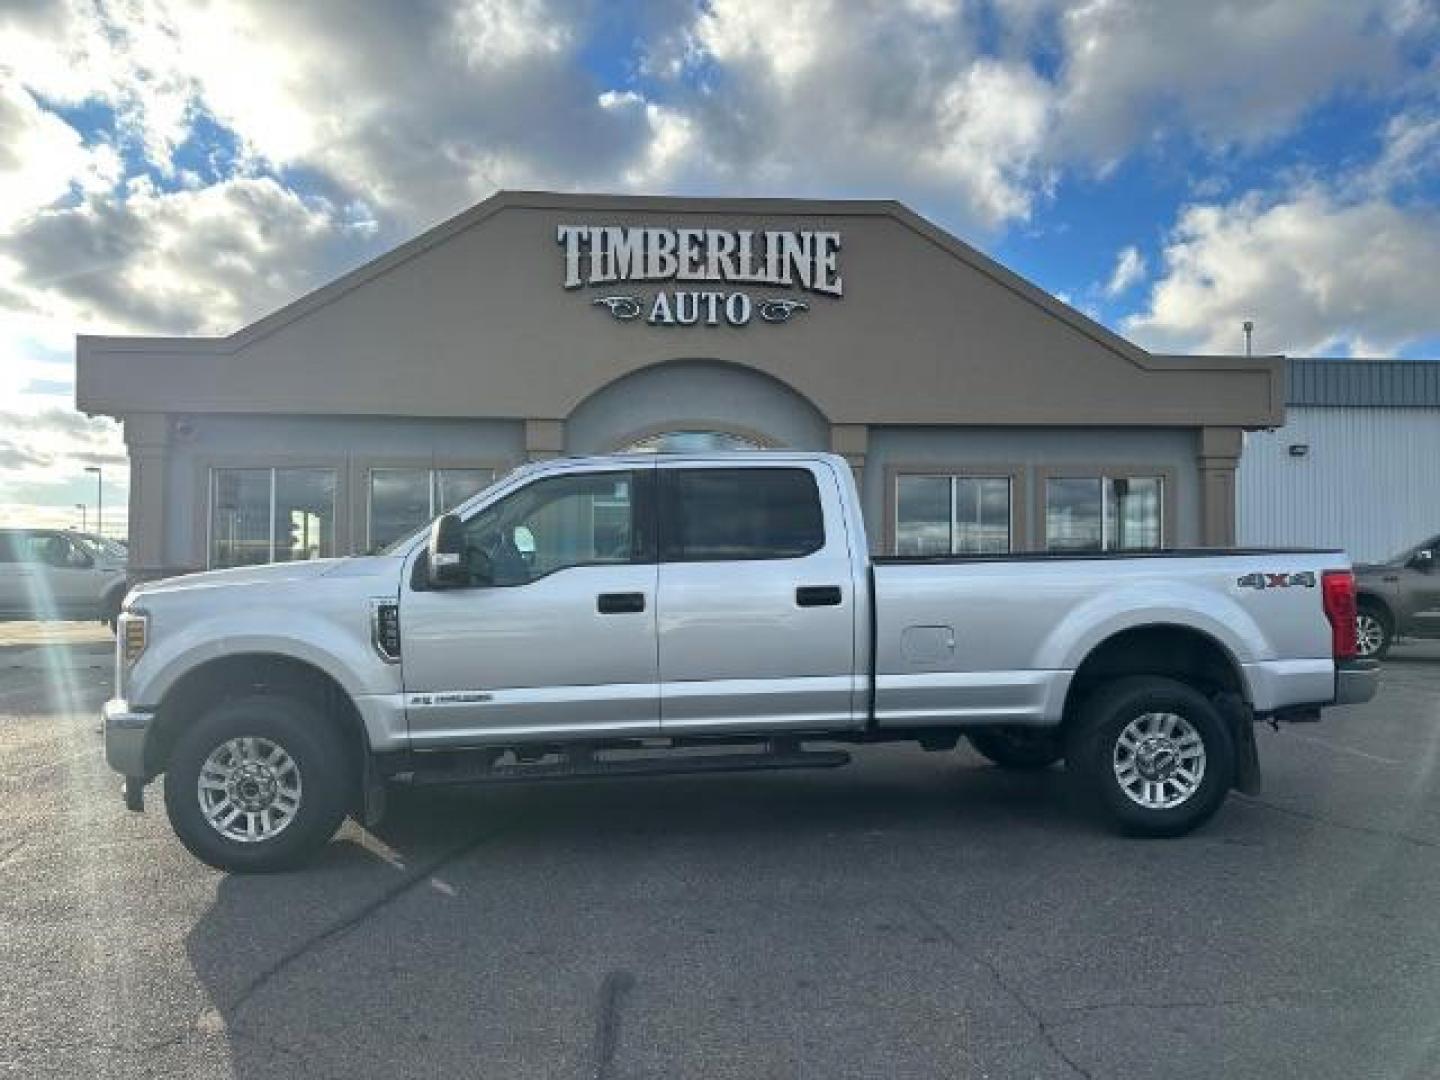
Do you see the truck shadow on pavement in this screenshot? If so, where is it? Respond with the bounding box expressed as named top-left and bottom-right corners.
top-left (183, 756), bottom-right (1094, 1076)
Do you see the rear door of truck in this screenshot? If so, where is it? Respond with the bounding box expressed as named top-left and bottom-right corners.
top-left (654, 459), bottom-right (865, 734)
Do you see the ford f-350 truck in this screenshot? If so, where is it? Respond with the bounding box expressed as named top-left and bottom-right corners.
top-left (104, 452), bottom-right (1378, 871)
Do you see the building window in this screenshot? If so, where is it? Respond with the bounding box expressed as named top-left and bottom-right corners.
top-left (895, 474), bottom-right (1012, 555)
top-left (626, 430), bottom-right (764, 453)
top-left (367, 467), bottom-right (495, 551)
top-left (1045, 475), bottom-right (1163, 552)
top-left (210, 467), bottom-right (337, 568)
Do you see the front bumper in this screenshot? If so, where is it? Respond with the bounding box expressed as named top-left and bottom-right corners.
top-left (103, 698), bottom-right (153, 778)
top-left (1334, 659), bottom-right (1381, 706)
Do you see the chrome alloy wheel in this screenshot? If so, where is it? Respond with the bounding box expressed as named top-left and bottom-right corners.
top-left (196, 736), bottom-right (303, 843)
top-left (1355, 612), bottom-right (1385, 658)
top-left (1112, 711), bottom-right (1206, 810)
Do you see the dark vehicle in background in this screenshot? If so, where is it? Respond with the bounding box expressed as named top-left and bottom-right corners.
top-left (1355, 535), bottom-right (1440, 658)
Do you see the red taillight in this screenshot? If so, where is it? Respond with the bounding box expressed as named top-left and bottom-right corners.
top-left (1322, 570), bottom-right (1358, 660)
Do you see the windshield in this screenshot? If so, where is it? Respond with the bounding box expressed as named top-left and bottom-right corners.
top-left (1385, 536), bottom-right (1439, 564)
top-left (74, 534), bottom-right (128, 561)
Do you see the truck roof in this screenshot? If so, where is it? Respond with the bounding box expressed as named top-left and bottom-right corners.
top-left (510, 450), bottom-right (848, 477)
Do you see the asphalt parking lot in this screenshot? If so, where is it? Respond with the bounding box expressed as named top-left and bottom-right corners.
top-left (3, 626), bottom-right (1439, 1079)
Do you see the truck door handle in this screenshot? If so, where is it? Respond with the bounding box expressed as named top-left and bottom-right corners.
top-left (597, 592), bottom-right (646, 614)
top-left (796, 585), bottom-right (842, 607)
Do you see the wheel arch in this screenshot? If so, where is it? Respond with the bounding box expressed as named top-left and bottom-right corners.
top-left (99, 579), bottom-right (127, 617)
top-left (144, 652), bottom-right (369, 809)
top-left (1061, 623), bottom-right (1248, 731)
top-left (1355, 591), bottom-right (1395, 624)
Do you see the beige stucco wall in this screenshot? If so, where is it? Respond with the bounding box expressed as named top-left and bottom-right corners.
top-left (78, 193), bottom-right (1282, 429)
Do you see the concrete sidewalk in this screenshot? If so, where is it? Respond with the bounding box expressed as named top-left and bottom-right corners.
top-left (0, 621), bottom-right (113, 671)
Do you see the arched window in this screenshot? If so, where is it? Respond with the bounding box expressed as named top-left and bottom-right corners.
top-left (624, 430), bottom-right (767, 453)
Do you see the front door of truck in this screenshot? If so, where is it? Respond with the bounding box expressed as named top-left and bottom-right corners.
top-left (400, 465), bottom-right (659, 746)
top-left (17, 532), bottom-right (98, 617)
top-left (654, 462), bottom-right (862, 733)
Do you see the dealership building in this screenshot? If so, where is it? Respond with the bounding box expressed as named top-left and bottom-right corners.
top-left (76, 192), bottom-right (1282, 580)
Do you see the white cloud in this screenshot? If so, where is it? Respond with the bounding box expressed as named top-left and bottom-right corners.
top-left (1103, 244), bottom-right (1146, 297)
top-left (1055, 0), bottom-right (1423, 165)
top-left (2, 175), bottom-right (378, 336)
top-left (1125, 189), bottom-right (1440, 356)
top-left (654, 0), bottom-right (1057, 230)
top-left (1126, 105), bottom-right (1440, 357)
top-left (0, 78), bottom-right (123, 232)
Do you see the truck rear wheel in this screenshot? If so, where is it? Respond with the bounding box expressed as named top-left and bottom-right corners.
top-left (162, 694), bottom-right (348, 872)
top-left (968, 729), bottom-right (1063, 770)
top-left (1067, 676), bottom-right (1234, 837)
top-left (1354, 603), bottom-right (1392, 660)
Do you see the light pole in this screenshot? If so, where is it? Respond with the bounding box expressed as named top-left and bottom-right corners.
top-left (84, 466), bottom-right (102, 539)
top-left (75, 503), bottom-right (87, 531)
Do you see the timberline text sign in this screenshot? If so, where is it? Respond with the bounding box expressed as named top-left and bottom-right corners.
top-left (557, 224), bottom-right (841, 327)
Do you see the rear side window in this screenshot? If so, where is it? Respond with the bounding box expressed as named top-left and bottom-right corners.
top-left (663, 468), bottom-right (824, 561)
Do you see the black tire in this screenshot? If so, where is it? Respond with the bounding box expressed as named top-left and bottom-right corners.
top-left (1355, 602), bottom-right (1392, 660)
top-left (163, 694), bottom-right (349, 872)
top-left (968, 728), bottom-right (1064, 770)
top-left (1066, 676), bottom-right (1234, 838)
top-left (102, 588), bottom-right (125, 632)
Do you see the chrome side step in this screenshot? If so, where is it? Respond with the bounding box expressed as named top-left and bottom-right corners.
top-left (406, 743), bottom-right (852, 788)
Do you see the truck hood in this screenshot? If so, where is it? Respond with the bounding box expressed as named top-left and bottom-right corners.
top-left (131, 556), bottom-right (397, 601)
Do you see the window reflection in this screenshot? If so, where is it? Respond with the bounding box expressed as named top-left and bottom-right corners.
top-left (896, 474), bottom-right (1012, 555)
top-left (211, 468), bottom-right (336, 568)
top-left (1045, 475), bottom-right (1162, 552)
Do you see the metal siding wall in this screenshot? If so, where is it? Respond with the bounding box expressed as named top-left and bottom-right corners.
top-left (1238, 407), bottom-right (1440, 562)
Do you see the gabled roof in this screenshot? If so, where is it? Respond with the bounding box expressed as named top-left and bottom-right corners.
top-left (76, 189), bottom-right (1284, 429)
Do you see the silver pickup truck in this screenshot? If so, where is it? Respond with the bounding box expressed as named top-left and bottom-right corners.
top-left (104, 452), bottom-right (1378, 871)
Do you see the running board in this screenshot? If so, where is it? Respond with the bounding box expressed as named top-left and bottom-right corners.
top-left (406, 746), bottom-right (852, 787)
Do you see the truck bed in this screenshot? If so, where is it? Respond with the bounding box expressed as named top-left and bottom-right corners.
top-left (869, 548), bottom-right (1348, 730)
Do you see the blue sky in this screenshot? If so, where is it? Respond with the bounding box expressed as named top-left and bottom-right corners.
top-left (0, 0), bottom-right (1437, 530)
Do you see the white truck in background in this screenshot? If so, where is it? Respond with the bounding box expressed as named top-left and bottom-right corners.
top-left (104, 452), bottom-right (1377, 871)
top-left (0, 528), bottom-right (128, 627)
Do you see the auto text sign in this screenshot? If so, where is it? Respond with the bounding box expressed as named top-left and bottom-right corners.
top-left (557, 224), bottom-right (841, 327)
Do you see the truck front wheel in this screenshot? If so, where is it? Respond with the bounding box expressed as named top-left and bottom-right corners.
top-left (162, 695), bottom-right (349, 872)
top-left (1067, 676), bottom-right (1234, 837)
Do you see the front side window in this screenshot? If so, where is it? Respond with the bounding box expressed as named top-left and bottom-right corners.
top-left (211, 468), bottom-right (337, 568)
top-left (664, 468), bottom-right (824, 561)
top-left (15, 532), bottom-right (88, 568)
top-left (458, 471), bottom-right (640, 586)
top-left (895, 474), bottom-right (1012, 555)
top-left (368, 467), bottom-right (495, 551)
top-left (1045, 475), bottom-right (1163, 552)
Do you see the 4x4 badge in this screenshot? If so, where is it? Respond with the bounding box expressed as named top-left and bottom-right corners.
top-left (1237, 571), bottom-right (1317, 590)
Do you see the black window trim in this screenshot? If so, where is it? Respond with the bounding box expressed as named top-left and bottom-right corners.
top-left (658, 465), bottom-right (827, 564)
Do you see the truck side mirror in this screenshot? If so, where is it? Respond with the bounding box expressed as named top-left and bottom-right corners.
top-left (426, 513), bottom-right (469, 588)
top-left (1411, 548), bottom-right (1435, 572)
